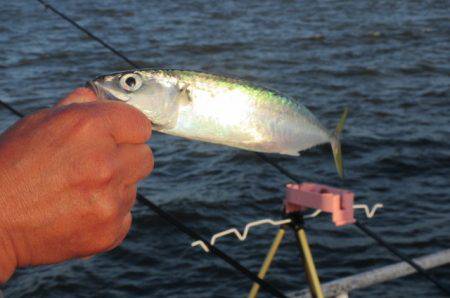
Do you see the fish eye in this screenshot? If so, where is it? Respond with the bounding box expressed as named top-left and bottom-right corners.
top-left (120, 73), bottom-right (142, 92)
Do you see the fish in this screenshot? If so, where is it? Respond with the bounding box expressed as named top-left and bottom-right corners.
top-left (88, 69), bottom-right (348, 178)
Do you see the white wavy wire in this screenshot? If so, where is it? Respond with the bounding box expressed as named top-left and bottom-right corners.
top-left (191, 204), bottom-right (383, 252)
top-left (353, 203), bottom-right (384, 218)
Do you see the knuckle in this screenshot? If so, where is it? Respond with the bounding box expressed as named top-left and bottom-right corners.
top-left (60, 104), bottom-right (104, 137)
top-left (74, 114), bottom-right (102, 136)
top-left (97, 159), bottom-right (115, 184)
top-left (70, 151), bottom-right (116, 186)
top-left (87, 153), bottom-right (115, 184)
top-left (95, 198), bottom-right (120, 224)
top-left (94, 229), bottom-right (118, 252)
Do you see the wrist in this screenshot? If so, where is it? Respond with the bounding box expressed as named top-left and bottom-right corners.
top-left (0, 160), bottom-right (18, 283)
top-left (0, 226), bottom-right (17, 283)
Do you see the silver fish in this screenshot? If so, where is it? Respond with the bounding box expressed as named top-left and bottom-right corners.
top-left (88, 69), bottom-right (347, 177)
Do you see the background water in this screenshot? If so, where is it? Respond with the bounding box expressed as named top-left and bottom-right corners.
top-left (1, 0), bottom-right (449, 297)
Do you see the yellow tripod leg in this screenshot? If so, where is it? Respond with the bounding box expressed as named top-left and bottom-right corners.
top-left (248, 228), bottom-right (286, 298)
top-left (296, 228), bottom-right (324, 298)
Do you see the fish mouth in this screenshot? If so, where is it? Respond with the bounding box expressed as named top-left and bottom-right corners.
top-left (85, 80), bottom-right (100, 97)
top-left (85, 80), bottom-right (122, 101)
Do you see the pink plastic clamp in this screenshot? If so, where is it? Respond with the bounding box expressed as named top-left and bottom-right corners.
top-left (284, 182), bottom-right (355, 227)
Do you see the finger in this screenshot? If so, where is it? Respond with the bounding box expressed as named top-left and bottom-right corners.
top-left (116, 185), bottom-right (137, 217)
top-left (115, 143), bottom-right (154, 185)
top-left (56, 87), bottom-right (98, 107)
top-left (106, 213), bottom-right (132, 252)
top-left (94, 102), bottom-right (152, 144)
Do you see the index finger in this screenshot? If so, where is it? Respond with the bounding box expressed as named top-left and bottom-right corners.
top-left (93, 101), bottom-right (152, 144)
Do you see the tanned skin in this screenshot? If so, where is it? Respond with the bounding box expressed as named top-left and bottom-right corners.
top-left (0, 88), bottom-right (154, 283)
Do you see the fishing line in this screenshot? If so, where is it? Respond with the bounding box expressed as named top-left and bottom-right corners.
top-left (0, 100), bottom-right (24, 118)
top-left (0, 0), bottom-right (447, 296)
top-left (36, 0), bottom-right (139, 68)
top-left (0, 100), bottom-right (286, 298)
top-left (0, 2), bottom-right (287, 297)
top-left (0, 96), bottom-right (286, 298)
top-left (355, 221), bottom-right (450, 296)
top-left (255, 152), bottom-right (301, 183)
top-left (137, 194), bottom-right (289, 298)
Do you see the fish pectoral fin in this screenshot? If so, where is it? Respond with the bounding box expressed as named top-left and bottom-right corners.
top-left (177, 85), bottom-right (192, 105)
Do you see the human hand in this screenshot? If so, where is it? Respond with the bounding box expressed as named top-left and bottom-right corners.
top-left (0, 88), bottom-right (153, 283)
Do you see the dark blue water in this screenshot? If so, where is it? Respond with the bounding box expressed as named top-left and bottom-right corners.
top-left (1, 1), bottom-right (449, 297)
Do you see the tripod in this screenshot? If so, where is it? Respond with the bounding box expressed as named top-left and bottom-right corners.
top-left (248, 212), bottom-right (324, 298)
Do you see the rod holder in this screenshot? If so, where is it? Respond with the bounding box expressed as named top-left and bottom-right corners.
top-left (285, 182), bottom-right (355, 226)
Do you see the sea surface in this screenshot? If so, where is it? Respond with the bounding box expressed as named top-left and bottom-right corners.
top-left (1, 1), bottom-right (449, 297)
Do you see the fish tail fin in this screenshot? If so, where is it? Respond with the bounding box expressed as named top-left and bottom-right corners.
top-left (331, 107), bottom-right (348, 179)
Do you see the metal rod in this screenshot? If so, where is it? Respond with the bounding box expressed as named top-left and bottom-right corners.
top-left (2, 1), bottom-right (445, 297)
top-left (249, 228), bottom-right (286, 298)
top-left (355, 221), bottom-right (450, 296)
top-left (295, 229), bottom-right (324, 298)
top-left (289, 249), bottom-right (450, 298)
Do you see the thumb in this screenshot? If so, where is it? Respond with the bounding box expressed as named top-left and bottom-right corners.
top-left (56, 87), bottom-right (98, 107)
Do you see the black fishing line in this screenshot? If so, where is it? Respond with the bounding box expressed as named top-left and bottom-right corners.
top-left (136, 194), bottom-right (289, 297)
top-left (0, 86), bottom-right (287, 298)
top-left (355, 221), bottom-right (450, 296)
top-left (0, 2), bottom-right (287, 297)
top-left (0, 98), bottom-right (287, 298)
top-left (0, 100), bottom-right (24, 118)
top-left (0, 0), bottom-right (447, 296)
top-left (36, 0), bottom-right (139, 68)
top-left (0, 103), bottom-right (287, 294)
